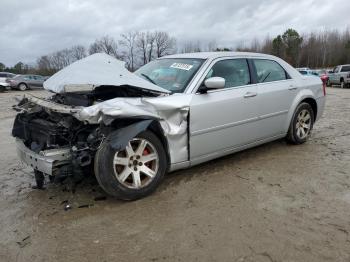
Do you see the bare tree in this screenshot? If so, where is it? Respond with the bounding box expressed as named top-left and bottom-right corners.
top-left (136, 32), bottom-right (148, 65)
top-left (119, 32), bottom-right (138, 71)
top-left (207, 40), bottom-right (217, 51)
top-left (154, 31), bottom-right (176, 57)
top-left (88, 36), bottom-right (119, 58)
top-left (71, 45), bottom-right (87, 61)
top-left (146, 31), bottom-right (156, 62)
top-left (181, 41), bottom-right (201, 53)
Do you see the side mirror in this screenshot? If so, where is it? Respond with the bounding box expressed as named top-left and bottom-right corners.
top-left (204, 77), bottom-right (225, 89)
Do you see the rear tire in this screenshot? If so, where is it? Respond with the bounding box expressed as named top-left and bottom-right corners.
top-left (286, 103), bottom-right (314, 145)
top-left (18, 83), bottom-right (28, 91)
top-left (94, 130), bottom-right (167, 200)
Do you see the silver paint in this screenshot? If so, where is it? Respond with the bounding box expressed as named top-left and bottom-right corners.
top-left (18, 52), bottom-right (326, 172)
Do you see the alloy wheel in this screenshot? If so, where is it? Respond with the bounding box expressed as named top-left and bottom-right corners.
top-left (113, 138), bottom-right (159, 189)
top-left (295, 109), bottom-right (311, 139)
top-left (19, 84), bottom-right (27, 91)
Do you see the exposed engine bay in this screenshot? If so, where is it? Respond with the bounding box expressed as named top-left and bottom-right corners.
top-left (12, 87), bottom-right (164, 185)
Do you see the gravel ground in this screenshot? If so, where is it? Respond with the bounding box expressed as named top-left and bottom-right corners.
top-left (0, 88), bottom-right (349, 262)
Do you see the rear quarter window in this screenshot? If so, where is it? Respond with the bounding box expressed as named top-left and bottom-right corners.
top-left (253, 59), bottom-right (290, 83)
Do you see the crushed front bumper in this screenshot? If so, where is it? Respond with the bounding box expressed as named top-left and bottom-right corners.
top-left (16, 138), bottom-right (72, 175)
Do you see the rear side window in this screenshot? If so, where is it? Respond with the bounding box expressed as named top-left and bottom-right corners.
top-left (206, 59), bottom-right (251, 88)
top-left (253, 59), bottom-right (289, 83)
top-left (0, 73), bottom-right (6, 77)
top-left (341, 66), bottom-right (350, 72)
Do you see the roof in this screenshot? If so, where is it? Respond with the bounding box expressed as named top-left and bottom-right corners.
top-left (162, 51), bottom-right (277, 60)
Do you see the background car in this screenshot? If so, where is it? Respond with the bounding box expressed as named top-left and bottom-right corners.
top-left (297, 68), bottom-right (329, 86)
top-left (313, 69), bottom-right (330, 84)
top-left (327, 64), bottom-right (350, 88)
top-left (7, 74), bottom-right (46, 91)
top-left (0, 72), bottom-right (16, 92)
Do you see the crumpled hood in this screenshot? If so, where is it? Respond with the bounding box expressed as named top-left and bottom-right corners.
top-left (43, 53), bottom-right (170, 94)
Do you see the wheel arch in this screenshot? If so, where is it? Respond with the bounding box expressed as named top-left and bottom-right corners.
top-left (17, 82), bottom-right (28, 89)
top-left (300, 97), bottom-right (317, 120)
top-left (284, 90), bottom-right (318, 132)
top-left (106, 118), bottom-right (171, 168)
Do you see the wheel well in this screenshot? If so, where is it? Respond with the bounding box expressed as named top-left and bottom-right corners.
top-left (301, 98), bottom-right (317, 120)
top-left (18, 82), bottom-right (28, 87)
top-left (109, 118), bottom-right (170, 167)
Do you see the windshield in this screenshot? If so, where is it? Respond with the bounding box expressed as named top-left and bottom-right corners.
top-left (135, 58), bottom-right (204, 93)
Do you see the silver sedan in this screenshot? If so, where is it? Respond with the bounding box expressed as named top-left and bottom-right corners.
top-left (13, 52), bottom-right (326, 200)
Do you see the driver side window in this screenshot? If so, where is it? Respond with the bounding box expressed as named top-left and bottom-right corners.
top-left (206, 59), bottom-right (251, 88)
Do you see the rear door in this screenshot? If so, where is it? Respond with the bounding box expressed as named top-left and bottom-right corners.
top-left (189, 58), bottom-right (260, 160)
top-left (251, 59), bottom-right (296, 138)
top-left (23, 75), bottom-right (36, 87)
top-left (32, 75), bottom-right (44, 88)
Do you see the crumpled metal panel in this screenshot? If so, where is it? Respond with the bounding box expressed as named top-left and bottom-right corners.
top-left (43, 53), bottom-right (170, 94)
top-left (23, 93), bottom-right (192, 164)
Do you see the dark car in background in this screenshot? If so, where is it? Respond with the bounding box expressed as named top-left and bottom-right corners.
top-left (7, 74), bottom-right (46, 91)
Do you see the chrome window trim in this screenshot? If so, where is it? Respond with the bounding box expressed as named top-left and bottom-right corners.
top-left (190, 56), bottom-right (254, 94)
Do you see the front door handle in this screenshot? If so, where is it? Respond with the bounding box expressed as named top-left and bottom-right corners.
top-left (244, 92), bottom-right (257, 98)
top-left (288, 85), bottom-right (297, 90)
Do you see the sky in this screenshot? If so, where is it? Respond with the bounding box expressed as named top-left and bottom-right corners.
top-left (0, 0), bottom-right (349, 66)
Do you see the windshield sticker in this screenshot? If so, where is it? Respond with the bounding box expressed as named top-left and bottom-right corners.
top-left (170, 63), bottom-right (193, 71)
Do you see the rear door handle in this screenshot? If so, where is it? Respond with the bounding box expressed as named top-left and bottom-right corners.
top-left (288, 85), bottom-right (297, 90)
top-left (244, 92), bottom-right (257, 98)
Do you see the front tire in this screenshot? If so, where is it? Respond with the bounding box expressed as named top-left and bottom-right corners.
top-left (94, 130), bottom-right (167, 200)
top-left (286, 103), bottom-right (314, 145)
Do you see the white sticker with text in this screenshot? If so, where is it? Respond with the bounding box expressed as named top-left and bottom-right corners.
top-left (170, 63), bottom-right (193, 71)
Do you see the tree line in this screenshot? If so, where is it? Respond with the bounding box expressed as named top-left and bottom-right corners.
top-left (1, 28), bottom-right (349, 76)
top-left (237, 28), bottom-right (350, 69)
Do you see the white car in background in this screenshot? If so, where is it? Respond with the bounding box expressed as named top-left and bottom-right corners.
top-left (0, 72), bottom-right (16, 91)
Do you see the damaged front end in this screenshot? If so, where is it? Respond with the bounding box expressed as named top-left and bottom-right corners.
top-left (11, 53), bottom-right (191, 192)
top-left (12, 100), bottom-right (103, 183)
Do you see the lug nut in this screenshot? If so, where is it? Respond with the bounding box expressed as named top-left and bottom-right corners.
top-left (136, 155), bottom-right (140, 159)
top-left (134, 167), bottom-right (137, 171)
top-left (138, 162), bottom-right (143, 166)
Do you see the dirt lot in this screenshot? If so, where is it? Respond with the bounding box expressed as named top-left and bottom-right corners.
top-left (0, 88), bottom-right (349, 262)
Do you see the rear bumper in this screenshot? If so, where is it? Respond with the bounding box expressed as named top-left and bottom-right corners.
top-left (16, 138), bottom-right (72, 175)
